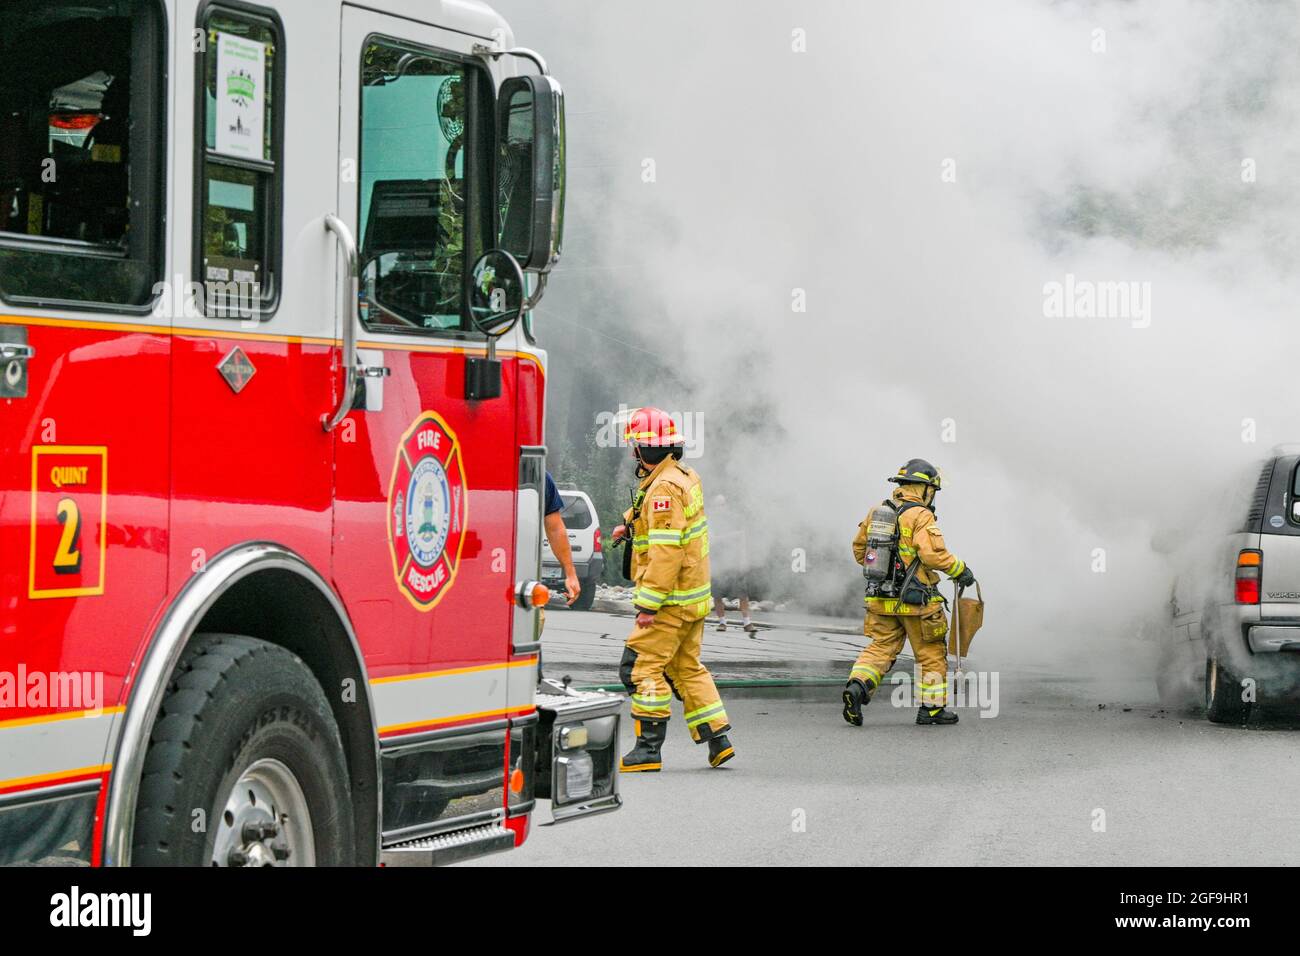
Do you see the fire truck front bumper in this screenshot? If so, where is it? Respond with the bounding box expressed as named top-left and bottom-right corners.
top-left (534, 682), bottom-right (624, 824)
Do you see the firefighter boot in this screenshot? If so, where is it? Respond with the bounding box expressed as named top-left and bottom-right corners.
top-left (841, 678), bottom-right (874, 727)
top-left (707, 734), bottom-right (735, 768)
top-left (620, 719), bottom-right (667, 772)
top-left (916, 704), bottom-right (959, 725)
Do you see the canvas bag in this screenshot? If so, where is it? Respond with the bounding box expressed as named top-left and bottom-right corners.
top-left (948, 581), bottom-right (984, 656)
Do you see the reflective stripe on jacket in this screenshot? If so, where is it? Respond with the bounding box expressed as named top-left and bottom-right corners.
top-left (626, 458), bottom-right (712, 619)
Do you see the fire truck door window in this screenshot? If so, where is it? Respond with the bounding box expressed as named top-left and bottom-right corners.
top-left (358, 42), bottom-right (491, 333)
top-left (196, 8), bottom-right (282, 320)
top-left (0, 0), bottom-right (165, 310)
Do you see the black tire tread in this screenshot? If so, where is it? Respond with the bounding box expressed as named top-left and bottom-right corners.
top-left (131, 633), bottom-right (349, 865)
top-left (572, 578), bottom-right (597, 611)
top-left (1205, 656), bottom-right (1252, 726)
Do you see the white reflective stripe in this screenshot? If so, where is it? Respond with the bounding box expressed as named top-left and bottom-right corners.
top-left (0, 707), bottom-right (122, 792)
top-left (371, 660), bottom-right (536, 735)
top-left (685, 703), bottom-right (726, 728)
top-left (505, 657), bottom-right (539, 713)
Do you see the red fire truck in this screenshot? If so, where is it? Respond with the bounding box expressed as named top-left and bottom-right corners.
top-left (0, 0), bottom-right (622, 866)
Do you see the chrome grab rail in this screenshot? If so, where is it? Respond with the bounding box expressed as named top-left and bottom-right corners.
top-left (322, 214), bottom-right (359, 432)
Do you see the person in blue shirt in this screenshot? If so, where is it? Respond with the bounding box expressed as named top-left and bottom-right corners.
top-left (544, 473), bottom-right (581, 606)
top-left (536, 473), bottom-right (579, 687)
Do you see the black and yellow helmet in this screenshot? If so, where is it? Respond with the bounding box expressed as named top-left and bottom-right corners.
top-left (888, 458), bottom-right (942, 489)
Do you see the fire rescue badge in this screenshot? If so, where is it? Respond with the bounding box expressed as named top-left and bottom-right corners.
top-left (387, 412), bottom-right (468, 611)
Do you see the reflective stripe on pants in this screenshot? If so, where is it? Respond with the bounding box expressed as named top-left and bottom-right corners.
top-left (848, 607), bottom-right (949, 707)
top-left (621, 608), bottom-right (731, 741)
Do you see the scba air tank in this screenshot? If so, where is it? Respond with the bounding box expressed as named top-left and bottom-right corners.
top-left (861, 504), bottom-right (899, 593)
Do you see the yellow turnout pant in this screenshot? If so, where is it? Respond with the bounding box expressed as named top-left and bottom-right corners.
top-left (621, 607), bottom-right (730, 742)
top-left (848, 606), bottom-right (949, 707)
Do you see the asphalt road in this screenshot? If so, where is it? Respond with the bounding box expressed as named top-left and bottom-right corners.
top-left (475, 661), bottom-right (1300, 866)
top-left (537, 602), bottom-right (867, 686)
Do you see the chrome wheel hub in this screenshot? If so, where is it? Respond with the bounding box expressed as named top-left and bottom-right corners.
top-left (211, 758), bottom-right (315, 867)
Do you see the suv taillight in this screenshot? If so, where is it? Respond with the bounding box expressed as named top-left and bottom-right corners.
top-left (1235, 549), bottom-right (1262, 604)
top-left (593, 528), bottom-right (602, 554)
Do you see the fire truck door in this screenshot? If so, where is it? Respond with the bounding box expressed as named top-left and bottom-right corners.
top-left (331, 5), bottom-right (515, 735)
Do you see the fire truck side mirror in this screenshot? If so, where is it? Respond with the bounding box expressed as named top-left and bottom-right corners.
top-left (466, 249), bottom-right (526, 401)
top-left (469, 249), bottom-right (526, 338)
top-left (497, 74), bottom-right (566, 274)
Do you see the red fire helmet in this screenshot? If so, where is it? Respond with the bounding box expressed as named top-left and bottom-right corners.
top-left (623, 406), bottom-right (685, 448)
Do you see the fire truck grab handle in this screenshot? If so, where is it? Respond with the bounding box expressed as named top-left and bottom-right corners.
top-left (322, 213), bottom-right (360, 432)
top-left (471, 43), bottom-right (549, 76)
top-left (0, 344), bottom-right (34, 360)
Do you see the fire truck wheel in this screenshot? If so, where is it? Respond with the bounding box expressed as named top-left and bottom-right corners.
top-left (131, 633), bottom-right (356, 866)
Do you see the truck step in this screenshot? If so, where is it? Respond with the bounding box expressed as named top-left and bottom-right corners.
top-left (381, 822), bottom-right (515, 867)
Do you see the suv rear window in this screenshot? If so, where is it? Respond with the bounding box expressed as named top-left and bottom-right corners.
top-left (0, 0), bottom-right (165, 309)
top-left (560, 495), bottom-right (593, 530)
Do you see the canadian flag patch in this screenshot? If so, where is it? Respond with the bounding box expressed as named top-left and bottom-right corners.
top-left (651, 497), bottom-right (671, 513)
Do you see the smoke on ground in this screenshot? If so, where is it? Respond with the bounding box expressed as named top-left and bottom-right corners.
top-left (495, 0), bottom-right (1300, 672)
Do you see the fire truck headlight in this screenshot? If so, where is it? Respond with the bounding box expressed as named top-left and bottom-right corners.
top-left (557, 752), bottom-right (594, 801)
top-left (559, 724), bottom-right (588, 750)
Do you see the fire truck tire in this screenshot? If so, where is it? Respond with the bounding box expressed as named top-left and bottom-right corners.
top-left (131, 633), bottom-right (356, 866)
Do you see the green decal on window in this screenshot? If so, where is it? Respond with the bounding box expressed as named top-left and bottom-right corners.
top-left (209, 179), bottom-right (255, 212)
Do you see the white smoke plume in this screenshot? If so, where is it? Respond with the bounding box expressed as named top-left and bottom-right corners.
top-left (497, 0), bottom-right (1300, 672)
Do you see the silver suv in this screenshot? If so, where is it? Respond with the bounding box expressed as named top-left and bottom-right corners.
top-left (542, 487), bottom-right (603, 611)
top-left (1160, 451), bottom-right (1300, 722)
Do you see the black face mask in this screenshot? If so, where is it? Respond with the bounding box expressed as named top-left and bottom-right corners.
top-left (634, 449), bottom-right (653, 479)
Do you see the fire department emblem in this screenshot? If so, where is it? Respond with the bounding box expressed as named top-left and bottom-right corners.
top-left (387, 411), bottom-right (468, 611)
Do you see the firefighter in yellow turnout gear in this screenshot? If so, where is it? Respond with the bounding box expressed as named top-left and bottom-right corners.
top-left (843, 459), bottom-right (975, 727)
top-left (614, 407), bottom-right (734, 771)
